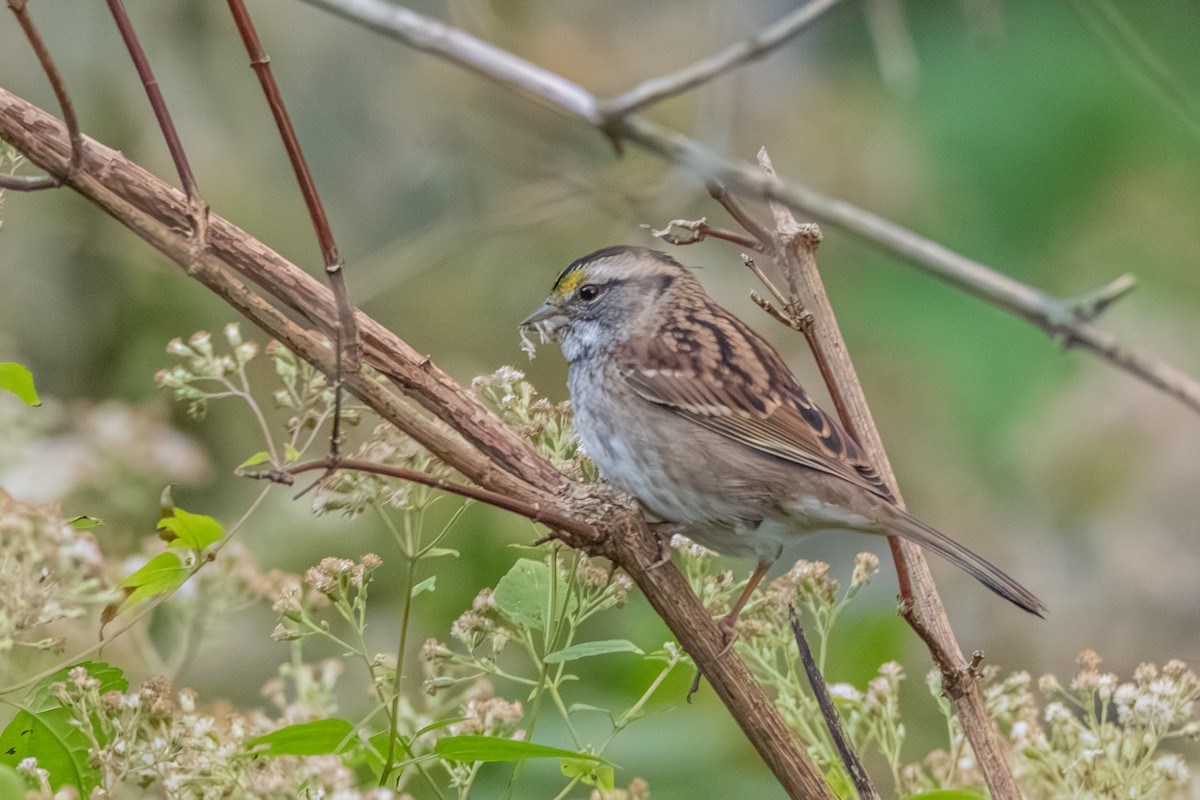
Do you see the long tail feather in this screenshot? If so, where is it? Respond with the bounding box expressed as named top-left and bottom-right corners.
top-left (886, 509), bottom-right (1046, 617)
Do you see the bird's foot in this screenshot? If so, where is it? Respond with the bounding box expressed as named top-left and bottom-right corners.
top-left (686, 613), bottom-right (740, 703)
top-left (687, 667), bottom-right (704, 703)
top-left (646, 521), bottom-right (682, 569)
top-left (714, 610), bottom-right (740, 659)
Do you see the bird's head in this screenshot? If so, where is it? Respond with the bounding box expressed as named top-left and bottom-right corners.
top-left (521, 245), bottom-right (693, 362)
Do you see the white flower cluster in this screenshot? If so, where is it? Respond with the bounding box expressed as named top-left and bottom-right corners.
top-left (22, 666), bottom-right (397, 800)
top-left (0, 490), bottom-right (110, 653)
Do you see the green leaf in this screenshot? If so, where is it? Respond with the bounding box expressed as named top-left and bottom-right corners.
top-left (544, 639), bottom-right (643, 664)
top-left (0, 764), bottom-right (26, 798)
top-left (561, 757), bottom-right (614, 789)
top-left (412, 716), bottom-right (468, 742)
top-left (0, 710), bottom-right (89, 791)
top-left (119, 552), bottom-right (186, 610)
top-left (158, 507), bottom-right (223, 550)
top-left (410, 575), bottom-right (436, 598)
top-left (238, 451), bottom-right (272, 470)
top-left (493, 559), bottom-right (577, 632)
top-left (284, 442), bottom-right (301, 462)
top-left (246, 718), bottom-right (355, 756)
top-left (434, 736), bottom-right (607, 764)
top-left (423, 547), bottom-right (460, 559)
top-left (0, 362), bottom-right (39, 405)
top-left (0, 662), bottom-right (125, 793)
top-left (902, 792), bottom-right (987, 800)
top-left (67, 515), bottom-right (103, 529)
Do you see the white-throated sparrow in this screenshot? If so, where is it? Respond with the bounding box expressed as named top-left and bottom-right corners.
top-left (522, 245), bottom-right (1044, 626)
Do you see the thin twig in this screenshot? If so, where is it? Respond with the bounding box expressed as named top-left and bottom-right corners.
top-left (0, 172), bottom-right (57, 190)
top-left (0, 0), bottom-right (80, 190)
top-left (600, 0), bottom-right (850, 117)
top-left (226, 0), bottom-right (362, 465)
top-left (788, 606), bottom-right (879, 800)
top-left (644, 217), bottom-right (762, 251)
top-left (706, 181), bottom-right (774, 246)
top-left (297, 0), bottom-right (1200, 416)
top-left (105, 0), bottom-right (201, 203)
top-left (283, 457), bottom-right (601, 542)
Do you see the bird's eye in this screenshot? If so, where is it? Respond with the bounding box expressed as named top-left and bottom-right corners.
top-left (578, 284), bottom-right (602, 303)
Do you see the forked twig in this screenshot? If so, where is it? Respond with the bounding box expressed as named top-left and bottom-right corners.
top-left (645, 217), bottom-right (762, 251)
top-left (697, 149), bottom-right (1023, 799)
top-left (601, 0), bottom-right (850, 117)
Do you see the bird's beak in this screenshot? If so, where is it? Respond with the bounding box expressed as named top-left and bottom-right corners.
top-left (520, 301), bottom-right (565, 329)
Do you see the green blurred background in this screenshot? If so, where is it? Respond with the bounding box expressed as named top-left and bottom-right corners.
top-left (2, 0), bottom-right (1200, 796)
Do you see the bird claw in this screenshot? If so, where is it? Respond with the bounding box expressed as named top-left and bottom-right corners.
top-left (685, 617), bottom-right (739, 703)
top-left (687, 666), bottom-right (704, 703)
top-left (646, 521), bottom-right (681, 569)
top-left (714, 614), bottom-right (739, 659)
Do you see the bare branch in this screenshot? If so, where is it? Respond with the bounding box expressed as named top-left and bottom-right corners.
top-left (226, 0), bottom-right (361, 378)
top-left (1057, 272), bottom-right (1137, 324)
top-left (298, 0), bottom-right (599, 121)
top-left (600, 0), bottom-right (850, 117)
top-left (707, 181), bottom-right (774, 247)
top-left (0, 172), bottom-right (58, 190)
top-left (297, 0), bottom-right (1200, 416)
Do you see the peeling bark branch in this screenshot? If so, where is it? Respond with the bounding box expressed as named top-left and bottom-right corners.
top-left (0, 87), bottom-right (834, 800)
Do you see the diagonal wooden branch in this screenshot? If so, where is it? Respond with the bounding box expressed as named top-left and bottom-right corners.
top-left (0, 86), bottom-right (835, 800)
top-left (724, 149), bottom-right (1023, 799)
top-left (297, 0), bottom-right (1200, 416)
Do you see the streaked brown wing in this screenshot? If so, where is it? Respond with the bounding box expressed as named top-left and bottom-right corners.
top-left (617, 299), bottom-right (892, 500)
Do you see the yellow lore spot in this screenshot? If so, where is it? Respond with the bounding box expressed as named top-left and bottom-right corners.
top-left (554, 266), bottom-right (586, 296)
